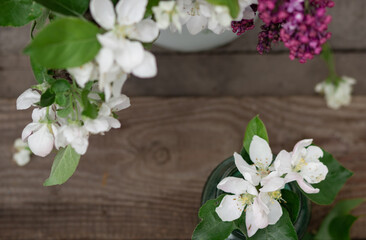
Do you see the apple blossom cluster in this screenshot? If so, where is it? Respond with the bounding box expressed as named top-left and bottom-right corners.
top-left (215, 136), bottom-right (328, 237)
top-left (152, 0), bottom-right (258, 35)
top-left (16, 82), bottom-right (130, 158)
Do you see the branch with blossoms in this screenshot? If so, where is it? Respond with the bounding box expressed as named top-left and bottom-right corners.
top-left (192, 116), bottom-right (353, 239)
top-left (0, 0), bottom-right (353, 185)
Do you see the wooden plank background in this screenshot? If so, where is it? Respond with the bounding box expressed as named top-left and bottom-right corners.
top-left (0, 0), bottom-right (366, 239)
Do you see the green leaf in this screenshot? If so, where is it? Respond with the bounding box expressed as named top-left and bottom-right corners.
top-left (57, 105), bottom-right (72, 118)
top-left (329, 215), bottom-right (358, 240)
top-left (314, 199), bottom-right (364, 240)
top-left (302, 232), bottom-right (315, 240)
top-left (302, 150), bottom-right (353, 205)
top-left (24, 17), bottom-right (101, 69)
top-left (40, 88), bottom-right (56, 107)
top-left (281, 189), bottom-right (300, 223)
top-left (192, 195), bottom-right (240, 240)
top-left (30, 57), bottom-right (52, 84)
top-left (34, 0), bottom-right (89, 16)
top-left (144, 0), bottom-right (160, 18)
top-left (43, 145), bottom-right (81, 186)
top-left (0, 0), bottom-right (42, 27)
top-left (55, 94), bottom-right (69, 107)
top-left (206, 0), bottom-right (240, 18)
top-left (243, 116), bottom-right (269, 154)
top-left (51, 79), bottom-right (71, 93)
top-left (249, 208), bottom-right (298, 240)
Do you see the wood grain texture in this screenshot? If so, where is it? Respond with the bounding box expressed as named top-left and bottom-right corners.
top-left (0, 97), bottom-right (365, 239)
top-left (1, 0), bottom-right (366, 98)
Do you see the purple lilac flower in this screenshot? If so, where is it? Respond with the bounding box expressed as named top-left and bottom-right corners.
top-left (232, 19), bottom-right (255, 35)
top-left (258, 0), bottom-right (289, 25)
top-left (257, 23), bottom-right (282, 54)
top-left (309, 0), bottom-right (335, 8)
top-left (280, 5), bottom-right (332, 63)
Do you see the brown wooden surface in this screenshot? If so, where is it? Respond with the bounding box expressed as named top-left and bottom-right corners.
top-left (1, 97), bottom-right (365, 240)
top-left (1, 0), bottom-right (366, 98)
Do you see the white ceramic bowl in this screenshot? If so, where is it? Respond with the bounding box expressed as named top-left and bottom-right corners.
top-left (154, 26), bottom-right (238, 52)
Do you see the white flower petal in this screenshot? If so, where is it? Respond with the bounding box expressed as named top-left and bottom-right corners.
top-left (96, 48), bottom-right (114, 73)
top-left (97, 32), bottom-right (122, 50)
top-left (267, 199), bottom-right (283, 225)
top-left (22, 123), bottom-right (41, 141)
top-left (304, 146), bottom-right (323, 163)
top-left (129, 19), bottom-right (159, 42)
top-left (273, 150), bottom-right (292, 175)
top-left (246, 197), bottom-right (268, 236)
top-left (84, 118), bottom-right (110, 134)
top-left (233, 152), bottom-right (260, 186)
top-left (90, 0), bottom-right (116, 30)
top-left (186, 15), bottom-right (208, 35)
top-left (14, 138), bottom-right (28, 149)
top-left (107, 95), bottom-right (131, 112)
top-left (215, 195), bottom-right (244, 221)
top-left (31, 108), bottom-right (47, 122)
top-left (28, 125), bottom-right (54, 157)
top-left (250, 136), bottom-right (273, 170)
top-left (217, 176), bottom-right (258, 196)
top-left (260, 172), bottom-right (286, 192)
top-left (112, 73), bottom-right (128, 97)
top-left (116, 0), bottom-right (148, 25)
top-left (285, 172), bottom-right (319, 194)
top-left (16, 89), bottom-right (40, 110)
top-left (132, 51), bottom-right (157, 78)
top-left (292, 139), bottom-right (313, 164)
top-left (115, 40), bottom-right (144, 73)
top-left (300, 162), bottom-right (328, 184)
top-left (107, 117), bottom-right (121, 129)
top-left (68, 62), bottom-right (95, 88)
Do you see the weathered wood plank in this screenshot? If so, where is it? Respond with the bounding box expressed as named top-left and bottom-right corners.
top-left (0, 97), bottom-right (365, 239)
top-left (1, 52), bottom-right (366, 98)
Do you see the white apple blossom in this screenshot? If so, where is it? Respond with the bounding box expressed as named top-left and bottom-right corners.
top-left (22, 108), bottom-right (57, 157)
top-left (16, 88), bottom-right (40, 110)
top-left (13, 138), bottom-right (32, 166)
top-left (152, 1), bottom-right (184, 32)
top-left (245, 191), bottom-right (283, 237)
top-left (315, 76), bottom-right (356, 110)
top-left (67, 62), bottom-right (98, 88)
top-left (90, 0), bottom-right (159, 80)
top-left (234, 136), bottom-right (286, 191)
top-left (273, 139), bottom-right (328, 194)
top-left (55, 125), bottom-right (89, 155)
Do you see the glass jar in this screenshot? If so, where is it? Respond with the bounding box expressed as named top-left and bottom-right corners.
top-left (201, 156), bottom-right (311, 240)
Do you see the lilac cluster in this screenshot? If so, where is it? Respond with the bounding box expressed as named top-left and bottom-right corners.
top-left (281, 6), bottom-right (332, 63)
top-left (232, 19), bottom-right (255, 36)
top-left (255, 0), bottom-right (334, 63)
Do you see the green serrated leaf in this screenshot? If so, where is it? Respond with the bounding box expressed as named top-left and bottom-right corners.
top-left (315, 199), bottom-right (364, 240)
top-left (243, 116), bottom-right (269, 154)
top-left (205, 0), bottom-right (240, 18)
top-left (302, 150), bottom-right (353, 205)
top-left (249, 208), bottom-right (298, 240)
top-left (43, 145), bottom-right (80, 186)
top-left (192, 195), bottom-right (238, 240)
top-left (52, 79), bottom-right (71, 93)
top-left (281, 189), bottom-right (300, 223)
top-left (34, 0), bottom-right (89, 16)
top-left (24, 17), bottom-right (101, 69)
top-left (40, 88), bottom-right (55, 107)
top-left (0, 0), bottom-right (42, 27)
